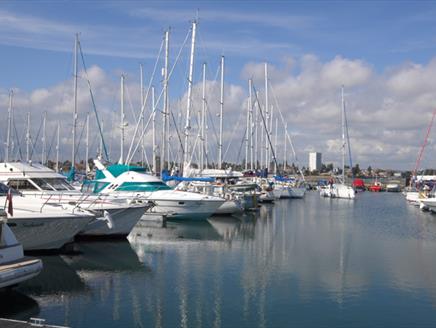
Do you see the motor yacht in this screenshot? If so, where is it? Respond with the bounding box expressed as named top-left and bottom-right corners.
top-left (0, 162), bottom-right (153, 236)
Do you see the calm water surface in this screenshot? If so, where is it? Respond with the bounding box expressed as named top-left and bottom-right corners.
top-left (2, 192), bottom-right (436, 327)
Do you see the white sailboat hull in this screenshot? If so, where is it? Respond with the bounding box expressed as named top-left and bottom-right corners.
top-left (320, 184), bottom-right (355, 199)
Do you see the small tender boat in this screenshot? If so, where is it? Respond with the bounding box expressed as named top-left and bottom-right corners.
top-left (368, 181), bottom-right (383, 192)
top-left (0, 209), bottom-right (42, 289)
top-left (386, 183), bottom-right (400, 192)
top-left (320, 183), bottom-right (355, 199)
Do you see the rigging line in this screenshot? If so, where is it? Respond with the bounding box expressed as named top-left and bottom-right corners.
top-left (29, 116), bottom-right (44, 161)
top-left (12, 114), bottom-right (23, 161)
top-left (126, 27), bottom-right (192, 164)
top-left (170, 110), bottom-right (185, 154)
top-left (46, 127), bottom-right (57, 161)
top-left (78, 41), bottom-right (109, 162)
top-left (125, 40), bottom-right (163, 162)
top-left (269, 82), bottom-right (305, 181)
top-left (125, 82), bottom-right (141, 126)
top-left (126, 27), bottom-right (191, 164)
top-left (223, 108), bottom-right (245, 161)
top-left (343, 99), bottom-right (353, 175)
top-left (74, 118), bottom-right (86, 160)
top-left (413, 107), bottom-right (436, 180)
top-left (252, 83), bottom-right (281, 176)
top-left (205, 99), bottom-right (219, 147)
top-left (235, 124), bottom-right (247, 165)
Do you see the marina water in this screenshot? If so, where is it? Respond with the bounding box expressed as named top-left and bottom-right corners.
top-left (2, 191), bottom-right (436, 327)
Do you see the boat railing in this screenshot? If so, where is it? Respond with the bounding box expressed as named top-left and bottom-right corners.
top-left (39, 194), bottom-right (53, 213)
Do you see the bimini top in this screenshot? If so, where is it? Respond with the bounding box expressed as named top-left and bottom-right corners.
top-left (0, 162), bottom-right (62, 179)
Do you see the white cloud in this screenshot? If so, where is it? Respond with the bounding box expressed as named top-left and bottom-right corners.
top-left (3, 54), bottom-right (436, 171)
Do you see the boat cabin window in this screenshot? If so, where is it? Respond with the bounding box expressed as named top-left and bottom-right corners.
top-left (31, 178), bottom-right (56, 191)
top-left (7, 179), bottom-right (39, 191)
top-left (117, 181), bottom-right (171, 192)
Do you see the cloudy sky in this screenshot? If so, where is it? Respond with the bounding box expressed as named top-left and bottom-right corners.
top-left (1, 1), bottom-right (436, 170)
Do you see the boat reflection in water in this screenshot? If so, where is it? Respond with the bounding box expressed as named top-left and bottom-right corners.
top-left (5, 193), bottom-right (436, 327)
top-left (127, 215), bottom-right (253, 263)
top-left (0, 290), bottom-right (39, 321)
top-left (13, 241), bottom-right (152, 328)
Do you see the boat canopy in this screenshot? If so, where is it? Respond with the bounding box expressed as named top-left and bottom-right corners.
top-left (274, 175), bottom-right (296, 182)
top-left (161, 170), bottom-right (214, 182)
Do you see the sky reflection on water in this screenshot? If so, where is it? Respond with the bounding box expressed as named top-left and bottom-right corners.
top-left (5, 192), bottom-right (436, 327)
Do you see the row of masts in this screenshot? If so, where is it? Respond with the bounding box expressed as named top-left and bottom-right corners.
top-left (3, 21), bottom-right (297, 177)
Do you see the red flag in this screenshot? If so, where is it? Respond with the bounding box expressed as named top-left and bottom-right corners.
top-left (7, 189), bottom-right (13, 217)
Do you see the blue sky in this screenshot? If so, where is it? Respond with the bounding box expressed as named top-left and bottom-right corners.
top-left (2, 1), bottom-right (436, 89)
top-left (2, 1), bottom-right (436, 170)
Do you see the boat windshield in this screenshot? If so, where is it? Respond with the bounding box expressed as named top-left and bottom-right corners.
top-left (0, 183), bottom-right (20, 195)
top-left (44, 178), bottom-right (75, 191)
top-left (31, 178), bottom-right (75, 191)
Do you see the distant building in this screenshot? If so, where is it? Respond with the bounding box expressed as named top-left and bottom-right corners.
top-left (309, 152), bottom-right (322, 172)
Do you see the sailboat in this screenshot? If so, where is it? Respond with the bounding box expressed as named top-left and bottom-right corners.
top-left (320, 86), bottom-right (355, 199)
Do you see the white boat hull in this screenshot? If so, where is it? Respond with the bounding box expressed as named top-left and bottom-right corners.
top-left (405, 191), bottom-right (421, 206)
top-left (9, 216), bottom-right (91, 251)
top-left (0, 257), bottom-right (42, 288)
top-left (288, 187), bottom-right (306, 199)
top-left (214, 200), bottom-right (244, 215)
top-left (79, 205), bottom-right (147, 236)
top-left (320, 184), bottom-right (355, 199)
top-left (149, 198), bottom-right (225, 221)
top-left (259, 191), bottom-right (275, 203)
top-left (419, 198), bottom-right (436, 212)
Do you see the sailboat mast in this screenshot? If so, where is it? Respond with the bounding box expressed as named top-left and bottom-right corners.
top-left (99, 120), bottom-right (104, 159)
top-left (152, 86), bottom-right (157, 174)
top-left (26, 112), bottom-right (31, 162)
top-left (249, 79), bottom-right (254, 170)
top-left (264, 63), bottom-right (269, 172)
top-left (218, 55), bottom-right (225, 169)
top-left (183, 20), bottom-right (197, 173)
top-left (162, 29), bottom-right (170, 171)
top-left (245, 96), bottom-right (249, 171)
top-left (41, 111), bottom-right (47, 165)
top-left (85, 112), bottom-right (89, 176)
top-left (140, 64), bottom-right (145, 167)
top-left (274, 117), bottom-right (278, 175)
top-left (201, 62), bottom-right (206, 170)
top-left (259, 91), bottom-right (264, 169)
top-left (284, 122), bottom-right (287, 171)
top-left (71, 33), bottom-right (79, 172)
top-left (254, 91), bottom-right (258, 170)
top-left (341, 85), bottom-right (346, 183)
top-left (120, 74), bottom-right (125, 164)
top-left (56, 122), bottom-right (60, 172)
top-left (5, 90), bottom-right (12, 162)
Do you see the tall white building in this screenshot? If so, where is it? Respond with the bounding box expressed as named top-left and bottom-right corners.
top-left (309, 152), bottom-right (322, 172)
